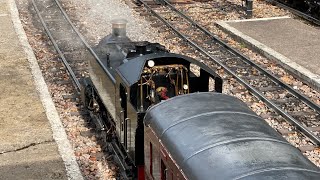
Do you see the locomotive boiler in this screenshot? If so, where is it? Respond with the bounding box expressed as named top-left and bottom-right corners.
top-left (81, 19), bottom-right (320, 179)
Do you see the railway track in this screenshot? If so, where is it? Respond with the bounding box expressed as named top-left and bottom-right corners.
top-left (269, 0), bottom-right (320, 26)
top-left (31, 0), bottom-right (89, 92)
top-left (137, 0), bottom-right (320, 150)
top-left (31, 0), bottom-right (127, 178)
top-left (29, 0), bottom-right (320, 171)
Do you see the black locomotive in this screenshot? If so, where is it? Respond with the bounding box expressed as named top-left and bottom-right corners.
top-left (81, 20), bottom-right (320, 179)
top-left (278, 0), bottom-right (320, 18)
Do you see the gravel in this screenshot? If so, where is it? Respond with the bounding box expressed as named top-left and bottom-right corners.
top-left (172, 0), bottom-right (320, 166)
top-left (17, 0), bottom-right (320, 178)
top-left (173, 0), bottom-right (320, 106)
top-left (16, 0), bottom-right (118, 179)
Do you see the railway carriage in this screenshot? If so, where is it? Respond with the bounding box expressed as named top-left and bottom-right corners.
top-left (144, 93), bottom-right (320, 179)
top-left (81, 20), bottom-right (320, 179)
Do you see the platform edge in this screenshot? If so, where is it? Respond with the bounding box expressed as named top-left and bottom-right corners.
top-left (9, 0), bottom-right (84, 179)
top-left (216, 20), bottom-right (320, 92)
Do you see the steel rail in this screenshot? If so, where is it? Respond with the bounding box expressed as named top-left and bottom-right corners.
top-left (33, 0), bottom-right (130, 178)
top-left (32, 0), bottom-right (81, 92)
top-left (53, 0), bottom-right (116, 84)
top-left (138, 0), bottom-right (320, 145)
top-left (161, 0), bottom-right (320, 114)
top-left (270, 0), bottom-right (320, 26)
top-left (110, 142), bottom-right (129, 179)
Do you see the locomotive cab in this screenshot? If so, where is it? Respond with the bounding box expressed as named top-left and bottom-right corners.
top-left (115, 49), bottom-right (223, 113)
top-left (113, 44), bottom-right (223, 173)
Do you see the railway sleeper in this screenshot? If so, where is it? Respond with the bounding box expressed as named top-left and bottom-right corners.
top-left (139, 11), bottom-right (150, 16)
top-left (69, 62), bottom-right (88, 67)
top-left (43, 17), bottom-right (69, 23)
top-left (276, 127), bottom-right (318, 147)
top-left (72, 67), bottom-right (89, 72)
top-left (228, 66), bottom-right (252, 72)
top-left (145, 16), bottom-right (158, 22)
top-left (62, 93), bottom-right (79, 100)
top-left (181, 49), bottom-right (194, 54)
top-left (177, 26), bottom-right (196, 32)
top-left (157, 27), bottom-right (170, 33)
top-left (54, 36), bottom-right (81, 44)
top-left (165, 33), bottom-right (178, 39)
top-left (258, 86), bottom-right (283, 92)
top-left (150, 22), bottom-right (162, 28)
top-left (40, 14), bottom-right (61, 21)
top-left (63, 51), bottom-right (90, 61)
top-left (260, 112), bottom-right (278, 119)
top-left (277, 128), bottom-right (296, 136)
top-left (56, 41), bottom-right (86, 52)
top-left (290, 111), bottom-right (316, 117)
top-left (48, 30), bottom-right (77, 39)
top-left (241, 75), bottom-right (260, 83)
top-left (69, 111), bottom-right (89, 116)
top-left (272, 97), bottom-right (299, 104)
top-left (56, 80), bottom-right (71, 85)
top-left (298, 145), bottom-right (317, 153)
top-left (45, 20), bottom-right (72, 28)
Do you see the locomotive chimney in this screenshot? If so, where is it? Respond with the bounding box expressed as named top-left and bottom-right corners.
top-left (111, 19), bottom-right (128, 37)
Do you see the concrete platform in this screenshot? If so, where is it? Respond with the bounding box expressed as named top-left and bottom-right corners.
top-left (216, 16), bottom-right (320, 91)
top-left (0, 0), bottom-right (82, 179)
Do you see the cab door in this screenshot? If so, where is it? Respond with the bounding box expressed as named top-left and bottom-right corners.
top-left (119, 83), bottom-right (128, 149)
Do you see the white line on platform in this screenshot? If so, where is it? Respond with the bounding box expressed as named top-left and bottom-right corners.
top-left (9, 0), bottom-right (84, 179)
top-left (222, 16), bottom-right (291, 23)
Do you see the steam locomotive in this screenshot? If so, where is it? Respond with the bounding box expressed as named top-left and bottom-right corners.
top-left (278, 0), bottom-right (320, 18)
top-left (81, 19), bottom-right (320, 179)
